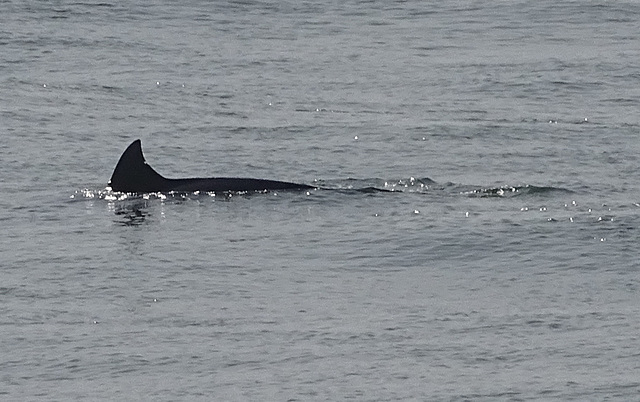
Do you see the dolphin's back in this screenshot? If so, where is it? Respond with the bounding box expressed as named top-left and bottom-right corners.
top-left (165, 177), bottom-right (314, 192)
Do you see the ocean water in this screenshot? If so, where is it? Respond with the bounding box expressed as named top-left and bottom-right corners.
top-left (2, 0), bottom-right (640, 400)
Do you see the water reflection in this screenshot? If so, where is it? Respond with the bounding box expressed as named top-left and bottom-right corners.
top-left (113, 201), bottom-right (150, 226)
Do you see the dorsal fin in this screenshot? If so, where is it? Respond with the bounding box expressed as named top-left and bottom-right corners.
top-left (108, 139), bottom-right (167, 193)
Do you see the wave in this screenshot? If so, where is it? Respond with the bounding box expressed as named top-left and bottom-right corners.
top-left (70, 179), bottom-right (573, 203)
top-left (457, 184), bottom-right (574, 198)
top-left (311, 177), bottom-right (437, 193)
top-left (309, 179), bottom-right (573, 198)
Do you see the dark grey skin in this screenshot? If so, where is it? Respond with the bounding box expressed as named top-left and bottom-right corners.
top-left (108, 139), bottom-right (315, 193)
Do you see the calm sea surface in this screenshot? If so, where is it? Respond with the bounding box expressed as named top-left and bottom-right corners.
top-left (2, 1), bottom-right (640, 400)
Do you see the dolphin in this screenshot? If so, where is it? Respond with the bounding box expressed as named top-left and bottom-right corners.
top-left (108, 139), bottom-right (314, 193)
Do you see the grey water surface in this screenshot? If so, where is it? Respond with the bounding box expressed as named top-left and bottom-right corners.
top-left (2, 1), bottom-right (640, 400)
